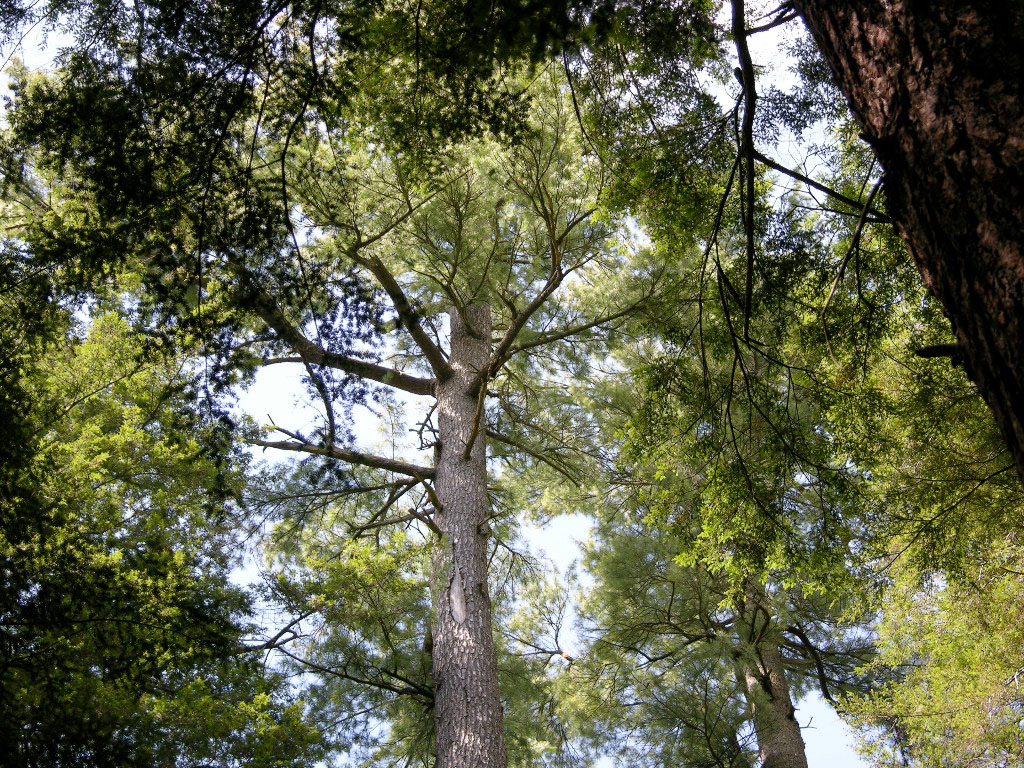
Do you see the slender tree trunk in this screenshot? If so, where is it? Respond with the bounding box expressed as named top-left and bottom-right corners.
top-left (792, 0), bottom-right (1024, 481)
top-left (430, 304), bottom-right (508, 768)
top-left (737, 589), bottom-right (807, 768)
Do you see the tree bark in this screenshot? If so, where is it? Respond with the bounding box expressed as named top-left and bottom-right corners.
top-left (791, 1), bottom-right (1024, 481)
top-left (738, 641), bottom-right (808, 768)
top-left (737, 586), bottom-right (807, 768)
top-left (430, 304), bottom-right (508, 768)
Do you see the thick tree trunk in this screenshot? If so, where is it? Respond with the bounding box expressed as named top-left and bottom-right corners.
top-left (737, 588), bottom-right (807, 768)
top-left (430, 304), bottom-right (508, 768)
top-left (738, 641), bottom-right (808, 768)
top-left (792, 1), bottom-right (1024, 480)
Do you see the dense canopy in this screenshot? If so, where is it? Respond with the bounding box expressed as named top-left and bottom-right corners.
top-left (2, 2), bottom-right (1023, 767)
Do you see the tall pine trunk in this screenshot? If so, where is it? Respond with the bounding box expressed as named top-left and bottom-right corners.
top-left (737, 588), bottom-right (807, 768)
top-left (792, 1), bottom-right (1024, 480)
top-left (430, 304), bottom-right (508, 768)
top-left (738, 643), bottom-right (808, 768)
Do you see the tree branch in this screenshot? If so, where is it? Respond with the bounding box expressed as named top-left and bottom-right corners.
top-left (352, 252), bottom-right (453, 380)
top-left (248, 289), bottom-right (436, 395)
top-left (412, 471), bottom-right (444, 516)
top-left (821, 177), bottom-right (883, 318)
top-left (408, 506), bottom-right (443, 537)
top-left (250, 436), bottom-right (435, 478)
top-left (463, 379), bottom-right (488, 461)
top-left (733, 0), bottom-right (758, 341)
top-left (488, 255), bottom-right (564, 377)
top-left (914, 343), bottom-right (963, 360)
top-left (350, 508), bottom-right (439, 537)
top-left (485, 428), bottom-right (580, 486)
top-left (747, 8), bottom-right (798, 35)
top-left (274, 646), bottom-right (433, 700)
top-left (238, 611), bottom-right (315, 653)
top-left (506, 299), bottom-right (648, 360)
top-left (785, 623), bottom-right (837, 705)
top-left (753, 149), bottom-right (889, 221)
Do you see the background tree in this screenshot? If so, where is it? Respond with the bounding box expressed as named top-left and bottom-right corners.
top-left (0, 296), bottom-right (321, 765)
top-left (557, 293), bottom-right (878, 768)
top-left (573, 508), bottom-right (871, 768)
top-left (546, 22), bottom-right (926, 764)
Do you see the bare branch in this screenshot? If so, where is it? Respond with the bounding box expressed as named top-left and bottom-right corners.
top-left (915, 343), bottom-right (963, 360)
top-left (785, 623), bottom-right (837, 705)
top-left (238, 611), bottom-right (316, 653)
top-left (485, 429), bottom-right (580, 486)
top-left (488, 259), bottom-right (564, 378)
top-left (349, 508), bottom-right (439, 537)
top-left (747, 8), bottom-right (798, 35)
top-left (250, 437), bottom-right (435, 478)
top-left (506, 299), bottom-right (648, 360)
top-left (274, 646), bottom-right (433, 700)
top-left (463, 380), bottom-right (488, 461)
top-left (352, 252), bottom-right (453, 379)
top-left (753, 149), bottom-right (889, 221)
top-left (821, 177), bottom-right (884, 318)
top-left (412, 472), bottom-right (444, 516)
top-left (557, 207), bottom-right (598, 246)
top-left (249, 290), bottom-right (436, 395)
top-left (733, 0), bottom-right (758, 341)
top-left (408, 506), bottom-right (443, 537)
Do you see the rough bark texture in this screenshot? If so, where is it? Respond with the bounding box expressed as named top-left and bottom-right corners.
top-left (791, 1), bottom-right (1024, 480)
top-left (739, 643), bottom-right (808, 768)
top-left (737, 614), bottom-right (806, 768)
top-left (431, 304), bottom-right (508, 768)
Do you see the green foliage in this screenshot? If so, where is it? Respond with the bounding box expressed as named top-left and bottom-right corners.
top-left (849, 547), bottom-right (1024, 767)
top-left (0, 306), bottom-right (322, 766)
top-left (5, 3), bottom-right (1024, 766)
top-left (812, 274), bottom-right (1024, 765)
top-left (259, 479), bottom-right (436, 765)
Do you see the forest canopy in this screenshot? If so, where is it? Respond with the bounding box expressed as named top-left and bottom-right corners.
top-left (2, 1), bottom-right (1023, 767)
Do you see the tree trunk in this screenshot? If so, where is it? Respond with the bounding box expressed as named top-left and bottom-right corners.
top-left (738, 642), bottom-right (808, 768)
top-left (737, 588), bottom-right (808, 768)
top-left (430, 304), bottom-right (508, 768)
top-left (791, 0), bottom-right (1024, 481)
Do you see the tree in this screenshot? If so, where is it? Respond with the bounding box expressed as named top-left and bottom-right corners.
top-left (791, 0), bottom-right (1024, 482)
top-left (547, 26), bottom-right (914, 757)
top-left (573, 510), bottom-right (874, 768)
top-left (0, 300), bottom-right (322, 766)
top-left (231, 70), bottom-right (652, 768)
top-left (1, 5), bottom-right (648, 763)
top-left (563, 327), bottom-right (877, 768)
top-left (4, 63), bottom-right (648, 766)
